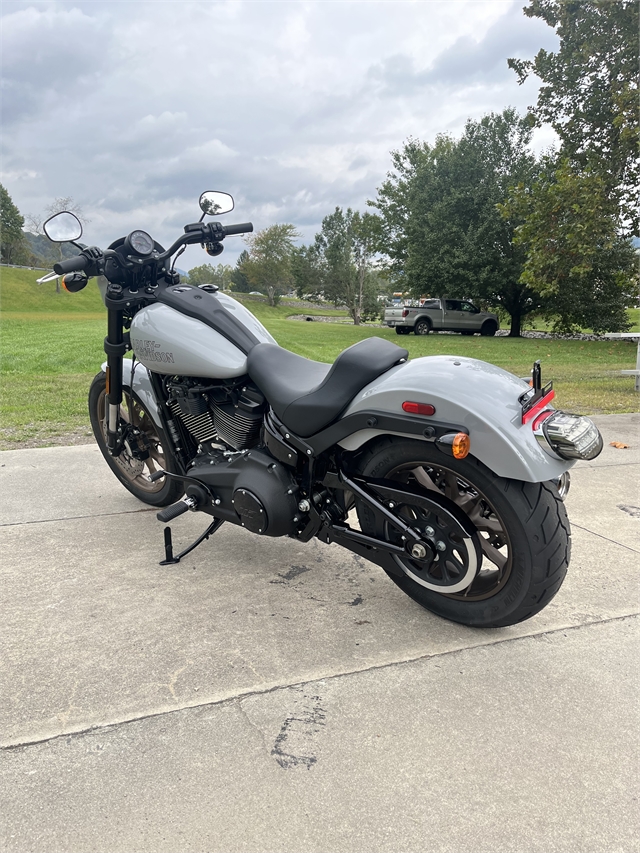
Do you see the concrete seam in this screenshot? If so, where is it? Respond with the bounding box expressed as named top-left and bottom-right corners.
top-left (2, 612), bottom-right (637, 752)
top-left (571, 523), bottom-right (640, 553)
top-left (0, 508), bottom-right (156, 528)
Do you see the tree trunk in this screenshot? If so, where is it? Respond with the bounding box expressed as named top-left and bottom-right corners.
top-left (509, 311), bottom-right (522, 337)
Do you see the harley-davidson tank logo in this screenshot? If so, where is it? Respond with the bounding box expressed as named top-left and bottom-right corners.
top-left (132, 338), bottom-right (175, 364)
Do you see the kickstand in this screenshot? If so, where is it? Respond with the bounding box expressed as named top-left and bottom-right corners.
top-left (159, 518), bottom-right (225, 565)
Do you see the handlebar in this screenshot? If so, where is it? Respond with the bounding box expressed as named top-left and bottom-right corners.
top-left (53, 254), bottom-right (90, 276)
top-left (223, 222), bottom-right (253, 236)
top-left (51, 220), bottom-right (253, 278)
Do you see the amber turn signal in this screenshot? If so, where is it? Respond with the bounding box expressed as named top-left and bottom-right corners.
top-left (451, 432), bottom-right (470, 459)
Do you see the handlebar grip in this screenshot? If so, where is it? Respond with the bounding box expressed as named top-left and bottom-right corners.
top-left (53, 254), bottom-right (89, 275)
top-left (222, 222), bottom-right (253, 237)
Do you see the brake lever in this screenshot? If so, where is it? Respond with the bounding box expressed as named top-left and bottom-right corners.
top-left (36, 271), bottom-right (59, 285)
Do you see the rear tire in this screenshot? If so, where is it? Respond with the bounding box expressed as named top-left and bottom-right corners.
top-left (354, 437), bottom-right (570, 628)
top-left (414, 320), bottom-right (431, 335)
top-left (88, 372), bottom-right (183, 507)
top-left (395, 327), bottom-right (411, 335)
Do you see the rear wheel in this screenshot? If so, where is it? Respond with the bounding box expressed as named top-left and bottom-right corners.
top-left (88, 372), bottom-right (183, 506)
top-left (414, 319), bottom-right (431, 335)
top-left (395, 327), bottom-right (411, 335)
top-left (355, 437), bottom-right (570, 628)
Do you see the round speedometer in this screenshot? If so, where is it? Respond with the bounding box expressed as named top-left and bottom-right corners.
top-left (126, 230), bottom-right (154, 256)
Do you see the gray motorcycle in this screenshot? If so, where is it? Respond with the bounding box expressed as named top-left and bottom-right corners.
top-left (39, 192), bottom-right (603, 628)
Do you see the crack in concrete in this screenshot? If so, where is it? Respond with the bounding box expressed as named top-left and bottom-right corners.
top-left (0, 508), bottom-right (156, 528)
top-left (573, 461), bottom-right (640, 470)
top-left (2, 612), bottom-right (637, 752)
top-left (572, 523), bottom-right (640, 553)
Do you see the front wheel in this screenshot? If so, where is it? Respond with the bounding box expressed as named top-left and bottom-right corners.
top-left (481, 321), bottom-right (497, 336)
top-left (88, 372), bottom-right (183, 506)
top-left (355, 437), bottom-right (570, 628)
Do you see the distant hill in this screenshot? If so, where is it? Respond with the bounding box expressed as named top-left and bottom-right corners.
top-left (23, 231), bottom-right (84, 266)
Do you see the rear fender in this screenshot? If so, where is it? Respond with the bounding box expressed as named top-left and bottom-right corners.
top-left (339, 355), bottom-right (572, 482)
top-left (101, 359), bottom-right (164, 433)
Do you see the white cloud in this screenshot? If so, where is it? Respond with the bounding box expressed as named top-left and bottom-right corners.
top-left (1, 0), bottom-right (558, 267)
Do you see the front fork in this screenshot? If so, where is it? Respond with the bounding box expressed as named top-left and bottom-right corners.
top-left (104, 288), bottom-right (127, 455)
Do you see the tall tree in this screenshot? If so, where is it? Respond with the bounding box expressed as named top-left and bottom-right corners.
top-left (242, 224), bottom-right (299, 306)
top-left (371, 109), bottom-right (542, 336)
top-left (313, 207), bottom-right (383, 325)
top-left (508, 0), bottom-right (639, 234)
top-left (230, 250), bottom-right (251, 293)
top-left (291, 244), bottom-right (326, 301)
top-left (501, 158), bottom-right (637, 333)
top-left (314, 207), bottom-right (355, 309)
top-left (351, 211), bottom-right (383, 326)
top-left (0, 184), bottom-right (29, 264)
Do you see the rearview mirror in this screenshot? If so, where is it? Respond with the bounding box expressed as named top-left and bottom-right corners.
top-left (199, 191), bottom-right (234, 217)
top-left (43, 211), bottom-right (83, 243)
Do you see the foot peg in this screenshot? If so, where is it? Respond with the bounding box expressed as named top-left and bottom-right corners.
top-left (156, 496), bottom-right (197, 523)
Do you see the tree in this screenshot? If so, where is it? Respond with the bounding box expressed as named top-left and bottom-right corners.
top-left (186, 262), bottom-right (234, 289)
top-left (312, 207), bottom-right (384, 324)
top-left (508, 0), bottom-right (639, 234)
top-left (370, 109), bottom-right (543, 336)
top-left (351, 211), bottom-right (383, 325)
top-left (501, 158), bottom-right (638, 333)
top-left (291, 244), bottom-right (326, 301)
top-left (230, 250), bottom-right (251, 293)
top-left (0, 183), bottom-right (29, 264)
top-left (242, 224), bottom-right (299, 306)
top-left (314, 207), bottom-right (355, 309)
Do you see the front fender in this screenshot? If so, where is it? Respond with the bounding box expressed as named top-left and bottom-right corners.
top-left (339, 355), bottom-right (572, 482)
top-left (101, 359), bottom-right (164, 434)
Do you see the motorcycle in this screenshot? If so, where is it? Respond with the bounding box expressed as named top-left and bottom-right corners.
top-left (38, 192), bottom-right (603, 628)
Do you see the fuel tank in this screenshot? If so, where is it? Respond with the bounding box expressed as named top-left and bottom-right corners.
top-left (130, 294), bottom-right (276, 379)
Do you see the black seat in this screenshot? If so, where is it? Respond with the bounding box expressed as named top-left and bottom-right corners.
top-left (247, 337), bottom-right (408, 437)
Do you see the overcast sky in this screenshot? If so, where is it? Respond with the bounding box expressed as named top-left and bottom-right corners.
top-left (1, 0), bottom-right (558, 269)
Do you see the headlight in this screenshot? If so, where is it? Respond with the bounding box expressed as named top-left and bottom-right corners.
top-left (536, 411), bottom-right (603, 461)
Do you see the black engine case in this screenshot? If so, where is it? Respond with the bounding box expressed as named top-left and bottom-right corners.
top-left (189, 448), bottom-right (299, 537)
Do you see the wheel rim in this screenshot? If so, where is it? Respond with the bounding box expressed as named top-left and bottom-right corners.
top-left (97, 389), bottom-right (168, 494)
top-left (385, 460), bottom-right (513, 600)
top-left (416, 323), bottom-right (429, 335)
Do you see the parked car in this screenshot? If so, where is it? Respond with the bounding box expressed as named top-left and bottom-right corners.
top-left (384, 298), bottom-right (499, 336)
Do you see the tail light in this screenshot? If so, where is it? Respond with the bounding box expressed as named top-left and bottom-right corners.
top-left (534, 411), bottom-right (603, 461)
top-left (401, 308), bottom-right (409, 318)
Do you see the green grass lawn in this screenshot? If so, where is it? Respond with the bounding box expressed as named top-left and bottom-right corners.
top-left (1, 266), bottom-right (638, 447)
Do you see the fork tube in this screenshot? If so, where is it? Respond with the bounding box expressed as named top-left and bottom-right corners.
top-left (104, 288), bottom-right (126, 454)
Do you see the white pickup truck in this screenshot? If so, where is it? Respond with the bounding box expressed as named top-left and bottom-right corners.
top-left (384, 298), bottom-right (499, 336)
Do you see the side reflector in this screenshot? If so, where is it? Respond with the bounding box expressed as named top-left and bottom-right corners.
top-left (452, 433), bottom-right (470, 459)
top-left (402, 401), bottom-right (436, 416)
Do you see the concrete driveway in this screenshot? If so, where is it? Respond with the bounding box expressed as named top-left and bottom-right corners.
top-left (1, 414), bottom-right (638, 852)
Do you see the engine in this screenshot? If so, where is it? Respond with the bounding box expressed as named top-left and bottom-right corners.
top-left (165, 376), bottom-right (265, 451)
top-left (164, 375), bottom-right (300, 537)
